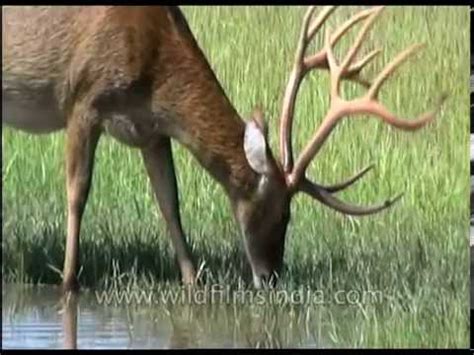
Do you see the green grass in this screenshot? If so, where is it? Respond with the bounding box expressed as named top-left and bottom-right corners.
top-left (2, 6), bottom-right (469, 348)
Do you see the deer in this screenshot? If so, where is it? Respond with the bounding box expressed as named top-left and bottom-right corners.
top-left (2, 6), bottom-right (445, 292)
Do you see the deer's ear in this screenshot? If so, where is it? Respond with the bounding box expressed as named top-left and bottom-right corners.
top-left (244, 120), bottom-right (269, 175)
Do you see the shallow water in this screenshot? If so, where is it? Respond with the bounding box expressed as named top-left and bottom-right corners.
top-left (2, 283), bottom-right (331, 349)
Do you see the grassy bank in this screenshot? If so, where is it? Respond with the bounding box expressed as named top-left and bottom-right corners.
top-left (2, 6), bottom-right (469, 347)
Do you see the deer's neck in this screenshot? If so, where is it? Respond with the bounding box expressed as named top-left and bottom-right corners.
top-left (154, 12), bottom-right (260, 200)
top-left (161, 86), bottom-right (259, 200)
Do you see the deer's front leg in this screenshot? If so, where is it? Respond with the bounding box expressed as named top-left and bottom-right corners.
top-left (62, 105), bottom-right (101, 292)
top-left (141, 137), bottom-right (196, 284)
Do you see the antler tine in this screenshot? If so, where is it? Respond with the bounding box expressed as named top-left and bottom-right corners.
top-left (318, 164), bottom-right (374, 193)
top-left (325, 29), bottom-right (339, 96)
top-left (304, 7), bottom-right (383, 84)
top-left (325, 8), bottom-right (383, 98)
top-left (279, 6), bottom-right (336, 174)
top-left (306, 6), bottom-right (338, 44)
top-left (367, 43), bottom-right (424, 100)
top-left (340, 6), bottom-right (384, 73)
top-left (328, 7), bottom-right (382, 49)
top-left (344, 48), bottom-right (382, 87)
top-left (295, 6), bottom-right (318, 66)
top-left (300, 178), bottom-right (404, 216)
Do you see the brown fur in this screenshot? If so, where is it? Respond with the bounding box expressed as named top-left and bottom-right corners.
top-left (3, 6), bottom-right (279, 291)
top-left (3, 6), bottom-right (259, 196)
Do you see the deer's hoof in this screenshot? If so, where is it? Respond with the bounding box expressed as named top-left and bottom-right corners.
top-left (181, 264), bottom-right (197, 286)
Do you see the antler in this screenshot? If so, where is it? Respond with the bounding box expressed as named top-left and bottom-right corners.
top-left (279, 6), bottom-right (446, 216)
top-left (279, 6), bottom-right (382, 175)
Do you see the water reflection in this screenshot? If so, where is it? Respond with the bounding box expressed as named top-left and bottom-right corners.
top-left (62, 292), bottom-right (77, 349)
top-left (2, 284), bottom-right (327, 349)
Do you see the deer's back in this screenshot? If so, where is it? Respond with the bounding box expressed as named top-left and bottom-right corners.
top-left (2, 6), bottom-right (191, 140)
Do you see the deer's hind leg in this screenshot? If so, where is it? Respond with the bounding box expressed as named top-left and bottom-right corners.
top-left (62, 103), bottom-right (101, 292)
top-left (141, 137), bottom-right (196, 284)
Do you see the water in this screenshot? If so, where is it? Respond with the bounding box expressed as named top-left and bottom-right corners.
top-left (2, 283), bottom-right (330, 349)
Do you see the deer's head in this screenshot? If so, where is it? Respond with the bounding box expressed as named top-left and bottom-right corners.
top-left (234, 6), bottom-right (445, 289)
